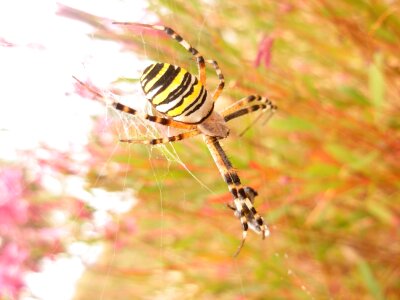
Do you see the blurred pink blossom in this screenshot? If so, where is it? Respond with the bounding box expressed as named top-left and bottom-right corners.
top-left (103, 217), bottom-right (137, 250)
top-left (0, 162), bottom-right (96, 298)
top-left (0, 168), bottom-right (29, 229)
top-left (278, 2), bottom-right (294, 13)
top-left (0, 243), bottom-right (28, 299)
top-left (73, 77), bottom-right (102, 101)
top-left (254, 35), bottom-right (274, 69)
top-left (0, 37), bottom-right (15, 47)
top-left (72, 199), bottom-right (93, 220)
top-left (122, 217), bottom-right (137, 235)
top-left (36, 148), bottom-right (82, 175)
top-left (37, 228), bottom-right (66, 244)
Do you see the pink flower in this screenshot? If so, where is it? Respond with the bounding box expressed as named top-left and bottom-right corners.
top-left (254, 35), bottom-right (275, 69)
top-left (0, 37), bottom-right (15, 47)
top-left (278, 2), bottom-right (294, 13)
top-left (0, 243), bottom-right (28, 299)
top-left (0, 168), bottom-right (29, 229)
top-left (37, 228), bottom-right (65, 244)
top-left (0, 168), bottom-right (24, 203)
top-left (122, 217), bottom-right (137, 235)
top-left (72, 200), bottom-right (93, 219)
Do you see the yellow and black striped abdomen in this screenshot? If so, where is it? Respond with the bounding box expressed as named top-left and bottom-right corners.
top-left (140, 62), bottom-right (214, 124)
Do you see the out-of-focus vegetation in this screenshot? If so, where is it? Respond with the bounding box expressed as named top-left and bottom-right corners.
top-left (0, 150), bottom-right (97, 300)
top-left (64, 1), bottom-right (399, 299)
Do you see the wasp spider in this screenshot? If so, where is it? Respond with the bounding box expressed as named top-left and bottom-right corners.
top-left (109, 22), bottom-right (276, 255)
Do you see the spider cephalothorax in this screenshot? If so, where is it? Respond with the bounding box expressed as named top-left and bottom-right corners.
top-left (110, 22), bottom-right (277, 255)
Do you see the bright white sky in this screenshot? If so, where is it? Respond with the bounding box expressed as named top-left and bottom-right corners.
top-left (0, 1), bottom-right (154, 299)
top-left (0, 0), bottom-right (155, 158)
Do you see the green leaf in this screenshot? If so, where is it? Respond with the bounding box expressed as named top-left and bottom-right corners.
top-left (366, 200), bottom-right (393, 225)
top-left (375, 27), bottom-right (397, 43)
top-left (325, 144), bottom-right (379, 172)
top-left (368, 53), bottom-right (385, 109)
top-left (271, 116), bottom-right (317, 132)
top-left (306, 163), bottom-right (339, 178)
top-left (339, 86), bottom-right (369, 105)
top-left (357, 260), bottom-right (385, 300)
top-left (325, 144), bottom-right (352, 164)
top-left (347, 151), bottom-right (379, 171)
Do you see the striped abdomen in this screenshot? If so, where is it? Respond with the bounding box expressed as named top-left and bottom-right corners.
top-left (140, 62), bottom-right (214, 124)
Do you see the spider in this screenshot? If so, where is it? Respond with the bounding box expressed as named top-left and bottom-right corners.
top-left (105, 22), bottom-right (276, 255)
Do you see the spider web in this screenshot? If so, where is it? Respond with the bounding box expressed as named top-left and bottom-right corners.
top-left (104, 79), bottom-right (214, 194)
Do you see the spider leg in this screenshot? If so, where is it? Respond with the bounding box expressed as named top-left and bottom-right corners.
top-left (113, 102), bottom-right (196, 130)
top-left (118, 94), bottom-right (274, 145)
top-left (73, 76), bottom-right (197, 131)
top-left (223, 95), bottom-right (261, 115)
top-left (227, 187), bottom-right (257, 211)
top-left (113, 22), bottom-right (207, 85)
top-left (120, 130), bottom-right (201, 145)
top-left (205, 59), bottom-right (225, 101)
top-left (224, 103), bottom-right (276, 122)
top-left (223, 96), bottom-right (277, 123)
top-left (204, 136), bottom-right (268, 256)
top-left (223, 95), bottom-right (275, 116)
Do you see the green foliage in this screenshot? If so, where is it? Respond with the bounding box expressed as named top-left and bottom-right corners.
top-left (68, 0), bottom-right (400, 299)
top-left (357, 259), bottom-right (385, 300)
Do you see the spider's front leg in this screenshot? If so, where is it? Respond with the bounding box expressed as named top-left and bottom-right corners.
top-left (113, 22), bottom-right (207, 84)
top-left (119, 130), bottom-right (201, 145)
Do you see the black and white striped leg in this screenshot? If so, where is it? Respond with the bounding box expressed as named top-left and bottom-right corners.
top-left (113, 102), bottom-right (196, 130)
top-left (205, 59), bottom-right (225, 101)
top-left (113, 22), bottom-right (207, 85)
top-left (223, 96), bottom-right (277, 124)
top-left (119, 130), bottom-right (201, 145)
top-left (204, 136), bottom-right (268, 256)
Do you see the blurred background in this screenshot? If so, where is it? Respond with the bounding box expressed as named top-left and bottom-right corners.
top-left (0, 0), bottom-right (399, 299)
